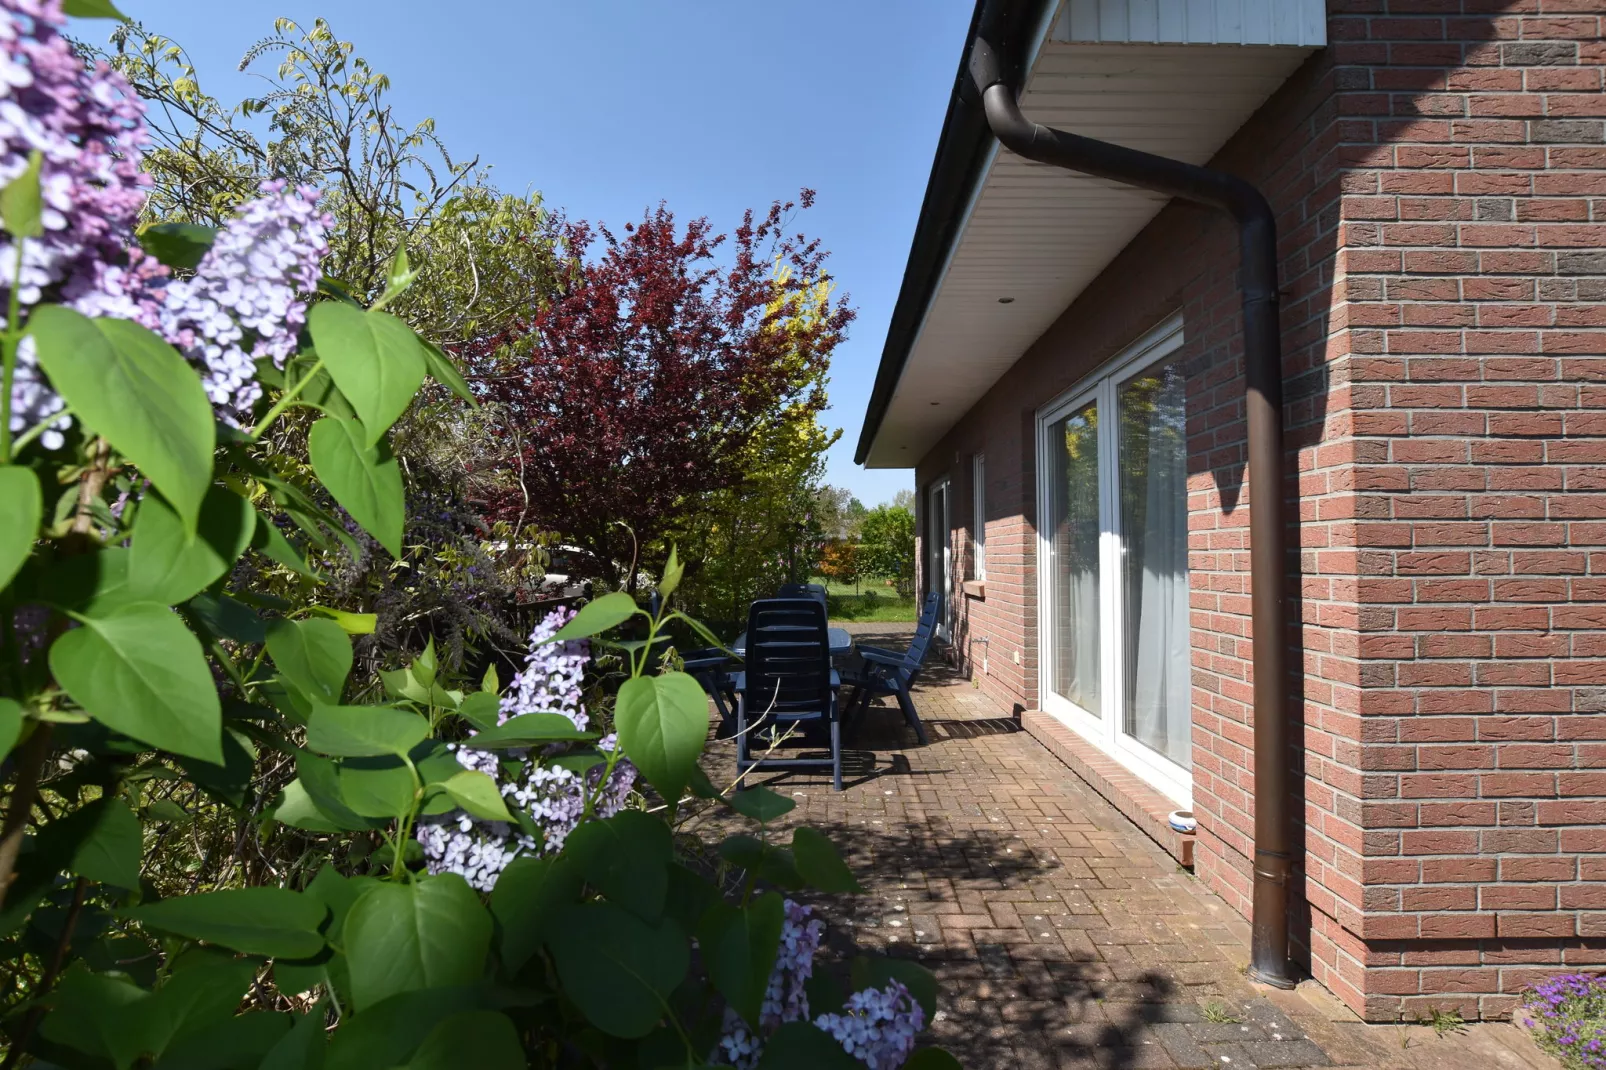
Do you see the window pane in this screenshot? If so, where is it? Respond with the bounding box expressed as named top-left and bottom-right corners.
top-left (1049, 401), bottom-right (1100, 715)
top-left (1118, 361), bottom-right (1191, 768)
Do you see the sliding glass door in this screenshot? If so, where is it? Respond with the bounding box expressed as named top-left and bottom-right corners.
top-left (1037, 318), bottom-right (1192, 803)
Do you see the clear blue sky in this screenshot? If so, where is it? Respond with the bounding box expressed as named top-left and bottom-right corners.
top-left (105, 0), bottom-right (974, 507)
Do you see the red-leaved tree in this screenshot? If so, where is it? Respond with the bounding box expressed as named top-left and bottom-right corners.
top-left (466, 192), bottom-right (854, 588)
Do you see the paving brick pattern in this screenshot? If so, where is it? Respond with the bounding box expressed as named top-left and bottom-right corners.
top-left (691, 625), bottom-right (1553, 1068)
top-left (692, 627), bottom-right (1333, 1068)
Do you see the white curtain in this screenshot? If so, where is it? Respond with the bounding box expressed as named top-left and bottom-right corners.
top-left (1054, 407), bottom-right (1101, 715)
top-left (1124, 368), bottom-right (1191, 768)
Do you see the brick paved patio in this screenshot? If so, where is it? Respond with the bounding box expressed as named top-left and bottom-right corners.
top-left (690, 624), bottom-right (1555, 1070)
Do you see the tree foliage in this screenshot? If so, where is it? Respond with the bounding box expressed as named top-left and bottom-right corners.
top-left (470, 194), bottom-right (854, 591)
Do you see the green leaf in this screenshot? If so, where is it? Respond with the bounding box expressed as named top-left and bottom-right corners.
top-left (377, 244), bottom-right (418, 308)
top-left (728, 785), bottom-right (795, 824)
top-left (465, 711), bottom-right (596, 748)
top-left (755, 1022), bottom-right (861, 1069)
top-left (850, 954), bottom-right (939, 1020)
top-left (306, 606), bottom-right (376, 634)
top-left (63, 0), bottom-right (128, 18)
top-left (50, 602), bottom-right (223, 762)
top-left (563, 810), bottom-right (672, 922)
top-left (31, 307), bottom-right (214, 533)
top-left (547, 901), bottom-right (688, 1039)
top-left (251, 511), bottom-right (314, 575)
top-left (60, 796), bottom-right (141, 889)
top-left (336, 756), bottom-right (419, 820)
top-left (137, 222), bottom-right (216, 270)
top-left (404, 1010), bottom-right (523, 1070)
top-left (456, 691), bottom-right (500, 731)
top-left (552, 591), bottom-right (638, 641)
top-left (701, 892), bottom-right (784, 1030)
top-left (1, 149), bottom-right (42, 238)
top-left (435, 769), bottom-right (511, 822)
top-left (266, 617), bottom-right (352, 706)
top-left (289, 751), bottom-right (385, 829)
top-left (151, 1011), bottom-right (292, 1070)
top-left (308, 303), bottom-right (426, 447)
top-left (258, 1001), bottom-right (326, 1070)
top-left (306, 704), bottom-right (429, 758)
top-left (615, 671), bottom-right (708, 806)
top-left (490, 855), bottom-right (582, 972)
top-left (902, 1049), bottom-right (964, 1070)
top-left (185, 592), bottom-right (266, 645)
top-left (125, 887), bottom-right (328, 959)
top-left (659, 545), bottom-right (683, 600)
top-left (343, 875), bottom-right (491, 1011)
top-left (39, 965), bottom-right (151, 1068)
top-left (421, 339), bottom-right (476, 407)
top-left (323, 987), bottom-right (487, 1070)
top-left (791, 826), bottom-right (863, 893)
top-left (717, 834), bottom-right (803, 890)
top-left (307, 416), bottom-right (404, 557)
top-left (271, 778), bottom-right (347, 833)
top-left (146, 799), bottom-right (190, 824)
top-left (412, 636), bottom-right (437, 687)
top-left (128, 488), bottom-right (255, 607)
top-left (0, 699), bottom-right (20, 763)
top-left (0, 465), bottom-right (39, 590)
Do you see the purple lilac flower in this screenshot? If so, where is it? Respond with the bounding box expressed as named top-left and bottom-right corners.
top-left (814, 981), bottom-right (925, 1069)
top-left (417, 617), bottom-right (636, 891)
top-left (0, 0), bottom-right (149, 449)
top-left (501, 606), bottom-right (589, 728)
top-left (149, 180), bottom-right (331, 422)
top-left (713, 899), bottom-right (826, 1069)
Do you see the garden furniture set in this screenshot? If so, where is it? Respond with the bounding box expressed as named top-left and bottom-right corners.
top-left (684, 588), bottom-right (940, 791)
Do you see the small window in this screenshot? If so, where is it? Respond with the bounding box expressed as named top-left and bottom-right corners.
top-left (972, 453), bottom-right (986, 581)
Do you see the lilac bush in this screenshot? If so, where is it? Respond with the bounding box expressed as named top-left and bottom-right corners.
top-left (500, 605), bottom-right (590, 728)
top-left (1521, 973), bottom-right (1606, 1069)
top-left (816, 980), bottom-right (926, 1069)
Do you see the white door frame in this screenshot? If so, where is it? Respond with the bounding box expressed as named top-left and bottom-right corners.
top-left (928, 477), bottom-right (952, 641)
top-left (1034, 314), bottom-right (1192, 806)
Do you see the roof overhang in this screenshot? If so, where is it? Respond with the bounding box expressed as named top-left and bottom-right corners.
top-left (856, 0), bottom-right (1326, 468)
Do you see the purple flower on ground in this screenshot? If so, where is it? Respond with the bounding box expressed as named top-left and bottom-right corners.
top-left (1521, 973), bottom-right (1606, 1070)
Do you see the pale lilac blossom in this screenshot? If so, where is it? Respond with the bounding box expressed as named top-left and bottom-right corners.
top-left (501, 605), bottom-right (589, 728)
top-left (0, 0), bottom-right (149, 449)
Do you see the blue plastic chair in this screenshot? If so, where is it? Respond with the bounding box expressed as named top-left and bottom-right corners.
top-left (734, 597), bottom-right (843, 790)
top-left (843, 592), bottom-right (938, 745)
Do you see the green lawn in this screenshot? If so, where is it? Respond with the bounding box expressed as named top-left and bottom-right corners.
top-left (813, 576), bottom-right (917, 623)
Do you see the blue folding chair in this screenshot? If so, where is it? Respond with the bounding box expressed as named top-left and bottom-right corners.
top-left (734, 598), bottom-right (843, 790)
top-left (843, 592), bottom-right (938, 745)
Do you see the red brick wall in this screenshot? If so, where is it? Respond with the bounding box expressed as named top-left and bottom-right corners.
top-left (907, 0), bottom-right (1606, 1024)
top-left (1324, 0), bottom-right (1606, 1021)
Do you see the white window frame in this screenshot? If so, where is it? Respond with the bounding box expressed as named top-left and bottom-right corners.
top-left (928, 477), bottom-right (952, 641)
top-left (972, 453), bottom-right (986, 582)
top-left (1034, 313), bottom-right (1192, 806)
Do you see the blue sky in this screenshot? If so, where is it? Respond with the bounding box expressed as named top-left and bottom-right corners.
top-left (104, 0), bottom-right (973, 507)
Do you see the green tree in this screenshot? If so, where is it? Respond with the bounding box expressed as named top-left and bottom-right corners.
top-left (860, 504), bottom-right (916, 598)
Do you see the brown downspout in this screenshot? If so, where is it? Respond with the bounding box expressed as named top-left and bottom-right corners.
top-left (967, 8), bottom-right (1296, 988)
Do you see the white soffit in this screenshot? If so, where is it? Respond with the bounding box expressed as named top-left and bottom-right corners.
top-left (865, 0), bottom-right (1324, 468)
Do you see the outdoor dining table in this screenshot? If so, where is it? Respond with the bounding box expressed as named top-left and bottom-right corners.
top-left (730, 626), bottom-right (854, 658)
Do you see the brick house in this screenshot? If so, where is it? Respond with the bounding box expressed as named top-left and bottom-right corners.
top-left (855, 0), bottom-right (1606, 1021)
